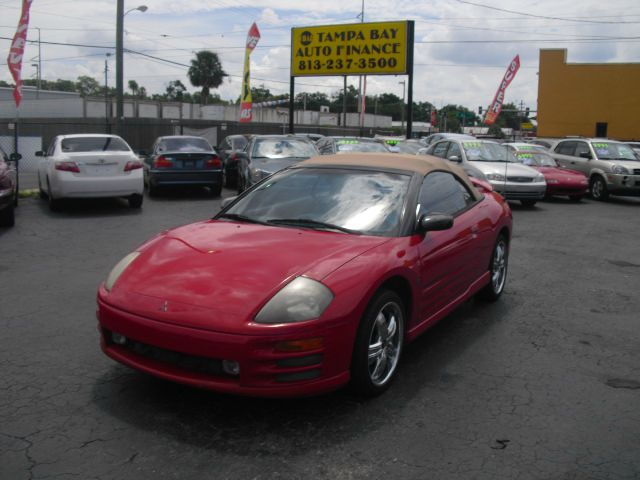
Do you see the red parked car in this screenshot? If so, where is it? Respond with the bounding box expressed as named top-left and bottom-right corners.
top-left (514, 150), bottom-right (588, 201)
top-left (97, 153), bottom-right (513, 398)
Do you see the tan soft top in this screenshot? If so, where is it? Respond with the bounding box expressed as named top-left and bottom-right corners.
top-left (301, 153), bottom-right (481, 199)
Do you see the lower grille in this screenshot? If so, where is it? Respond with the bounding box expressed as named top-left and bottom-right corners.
top-left (633, 169), bottom-right (640, 175)
top-left (507, 176), bottom-right (534, 183)
top-left (107, 330), bottom-right (225, 376)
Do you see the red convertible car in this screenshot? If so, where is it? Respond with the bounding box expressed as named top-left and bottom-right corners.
top-left (97, 154), bottom-right (512, 397)
top-left (514, 150), bottom-right (588, 201)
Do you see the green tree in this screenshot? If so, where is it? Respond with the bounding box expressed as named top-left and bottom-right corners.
top-left (330, 85), bottom-right (359, 113)
top-left (165, 80), bottom-right (187, 101)
top-left (188, 50), bottom-right (227, 105)
top-left (128, 80), bottom-right (139, 96)
top-left (294, 91), bottom-right (330, 111)
top-left (75, 75), bottom-right (101, 97)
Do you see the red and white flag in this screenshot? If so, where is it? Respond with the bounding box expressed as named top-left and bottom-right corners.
top-left (485, 55), bottom-right (520, 125)
top-left (239, 23), bottom-right (261, 123)
top-left (6, 0), bottom-right (35, 107)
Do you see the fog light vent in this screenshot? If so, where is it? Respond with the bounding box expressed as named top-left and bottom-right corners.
top-left (112, 332), bottom-right (127, 345)
top-left (222, 360), bottom-right (240, 376)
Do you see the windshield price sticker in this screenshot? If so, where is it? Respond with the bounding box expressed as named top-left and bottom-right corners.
top-left (337, 139), bottom-right (361, 144)
top-left (292, 21), bottom-right (408, 76)
top-left (517, 153), bottom-right (533, 158)
top-left (463, 142), bottom-right (482, 148)
top-left (592, 143), bottom-right (609, 148)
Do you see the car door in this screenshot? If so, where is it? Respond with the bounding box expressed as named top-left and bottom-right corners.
top-left (569, 141), bottom-right (593, 175)
top-left (40, 137), bottom-right (58, 186)
top-left (552, 141), bottom-right (577, 169)
top-left (414, 171), bottom-right (482, 327)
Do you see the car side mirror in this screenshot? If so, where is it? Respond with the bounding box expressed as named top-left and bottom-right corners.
top-left (220, 196), bottom-right (238, 209)
top-left (417, 214), bottom-right (454, 233)
top-left (579, 152), bottom-right (592, 159)
top-left (9, 153), bottom-right (22, 161)
top-left (35, 151), bottom-right (44, 157)
top-left (447, 155), bottom-right (460, 162)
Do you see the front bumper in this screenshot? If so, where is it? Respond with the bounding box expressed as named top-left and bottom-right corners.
top-left (97, 298), bottom-right (352, 398)
top-left (490, 181), bottom-right (546, 200)
top-left (0, 187), bottom-right (15, 209)
top-left (148, 170), bottom-right (223, 188)
top-left (604, 173), bottom-right (640, 196)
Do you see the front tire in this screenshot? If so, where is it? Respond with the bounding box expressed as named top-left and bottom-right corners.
top-left (350, 290), bottom-right (405, 397)
top-left (590, 176), bottom-right (609, 201)
top-left (479, 234), bottom-right (509, 301)
top-left (128, 194), bottom-right (143, 208)
top-left (0, 203), bottom-right (15, 227)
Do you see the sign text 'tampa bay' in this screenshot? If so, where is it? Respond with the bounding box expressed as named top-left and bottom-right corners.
top-left (291, 21), bottom-right (409, 77)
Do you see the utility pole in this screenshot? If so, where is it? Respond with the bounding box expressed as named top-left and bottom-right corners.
top-left (116, 0), bottom-right (124, 134)
top-left (399, 80), bottom-right (406, 134)
top-left (357, 0), bottom-right (365, 128)
top-left (104, 53), bottom-right (111, 132)
top-left (35, 27), bottom-right (41, 98)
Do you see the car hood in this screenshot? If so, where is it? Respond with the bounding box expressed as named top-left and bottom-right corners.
top-left (536, 166), bottom-right (586, 179)
top-left (108, 220), bottom-right (390, 333)
top-left (469, 161), bottom-right (540, 177)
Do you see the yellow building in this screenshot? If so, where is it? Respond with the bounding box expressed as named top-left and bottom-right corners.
top-left (537, 49), bottom-right (640, 140)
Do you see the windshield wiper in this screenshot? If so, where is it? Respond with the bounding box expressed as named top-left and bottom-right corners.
top-left (266, 218), bottom-right (359, 234)
top-left (217, 213), bottom-right (266, 225)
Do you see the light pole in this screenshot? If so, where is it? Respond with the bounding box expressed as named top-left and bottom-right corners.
top-left (399, 80), bottom-right (406, 133)
top-left (105, 52), bottom-right (112, 132)
top-left (116, 2), bottom-right (147, 134)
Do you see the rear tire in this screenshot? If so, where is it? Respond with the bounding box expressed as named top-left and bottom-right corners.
top-left (590, 176), bottom-right (609, 201)
top-left (479, 234), bottom-right (509, 302)
top-left (47, 180), bottom-right (62, 212)
top-left (0, 203), bottom-right (15, 227)
top-left (128, 194), bottom-right (143, 208)
top-left (520, 199), bottom-right (537, 207)
top-left (350, 290), bottom-right (405, 397)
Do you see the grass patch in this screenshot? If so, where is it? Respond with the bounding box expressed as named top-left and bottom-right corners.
top-left (19, 189), bottom-right (40, 199)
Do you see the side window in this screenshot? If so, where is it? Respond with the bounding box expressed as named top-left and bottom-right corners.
top-left (555, 141), bottom-right (576, 156)
top-left (46, 138), bottom-right (57, 156)
top-left (432, 141), bottom-right (449, 158)
top-left (219, 138), bottom-right (229, 151)
top-left (318, 140), bottom-right (334, 155)
top-left (575, 142), bottom-right (590, 158)
top-left (447, 142), bottom-right (462, 160)
top-left (418, 171), bottom-right (474, 217)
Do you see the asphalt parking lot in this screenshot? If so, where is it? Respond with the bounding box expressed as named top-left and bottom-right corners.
top-left (1, 190), bottom-right (639, 480)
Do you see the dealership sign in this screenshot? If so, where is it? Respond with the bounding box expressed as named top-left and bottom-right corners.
top-left (291, 21), bottom-right (409, 76)
top-left (485, 55), bottom-right (521, 125)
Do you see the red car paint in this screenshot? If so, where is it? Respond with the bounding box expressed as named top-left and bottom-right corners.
top-left (536, 166), bottom-right (589, 198)
top-left (97, 167), bottom-right (512, 398)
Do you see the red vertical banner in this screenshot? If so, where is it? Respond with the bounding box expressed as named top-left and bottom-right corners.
top-left (431, 108), bottom-right (437, 126)
top-left (239, 23), bottom-right (261, 123)
top-left (484, 55), bottom-right (520, 126)
top-left (6, 0), bottom-right (34, 107)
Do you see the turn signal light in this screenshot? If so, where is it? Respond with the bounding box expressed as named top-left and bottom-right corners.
top-left (206, 156), bottom-right (222, 169)
top-left (275, 337), bottom-right (324, 352)
top-left (124, 161), bottom-right (143, 171)
top-left (154, 156), bottom-right (173, 168)
top-left (55, 161), bottom-right (80, 173)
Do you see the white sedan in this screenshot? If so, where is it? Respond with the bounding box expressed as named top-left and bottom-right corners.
top-left (37, 134), bottom-right (144, 210)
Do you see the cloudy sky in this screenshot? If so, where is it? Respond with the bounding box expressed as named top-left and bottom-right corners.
top-left (1, 0), bottom-right (639, 111)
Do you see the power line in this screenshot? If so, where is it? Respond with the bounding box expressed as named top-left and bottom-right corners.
top-left (454, 0), bottom-right (640, 24)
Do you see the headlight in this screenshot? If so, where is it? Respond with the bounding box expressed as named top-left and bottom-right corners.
top-left (486, 173), bottom-right (505, 181)
top-left (611, 165), bottom-right (629, 174)
top-left (547, 178), bottom-right (559, 184)
top-left (104, 252), bottom-right (140, 291)
top-left (535, 174), bottom-right (546, 183)
top-left (254, 276), bottom-right (334, 324)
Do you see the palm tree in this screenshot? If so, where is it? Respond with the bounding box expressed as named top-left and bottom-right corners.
top-left (188, 51), bottom-right (227, 105)
top-left (128, 80), bottom-right (139, 97)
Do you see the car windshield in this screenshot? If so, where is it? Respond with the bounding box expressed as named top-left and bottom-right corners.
top-left (462, 141), bottom-right (515, 162)
top-left (590, 142), bottom-right (638, 161)
top-left (220, 167), bottom-right (411, 236)
top-left (252, 138), bottom-right (317, 159)
top-left (336, 139), bottom-right (389, 153)
top-left (387, 141), bottom-right (421, 154)
top-left (514, 152), bottom-right (557, 167)
top-left (61, 137), bottom-right (130, 152)
top-left (157, 137), bottom-right (211, 152)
